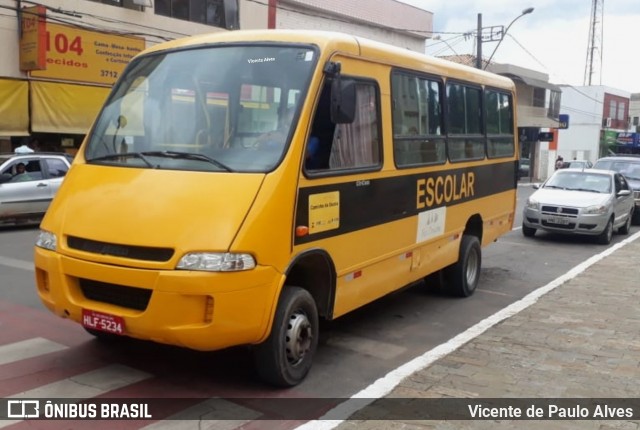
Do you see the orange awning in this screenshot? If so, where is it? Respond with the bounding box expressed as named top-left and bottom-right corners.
top-left (31, 81), bottom-right (111, 134)
top-left (0, 79), bottom-right (29, 136)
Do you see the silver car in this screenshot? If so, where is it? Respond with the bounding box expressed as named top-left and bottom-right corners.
top-left (522, 169), bottom-right (635, 244)
top-left (0, 152), bottom-right (73, 225)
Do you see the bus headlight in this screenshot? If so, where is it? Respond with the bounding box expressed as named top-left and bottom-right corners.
top-left (35, 230), bottom-right (57, 251)
top-left (177, 252), bottom-right (256, 272)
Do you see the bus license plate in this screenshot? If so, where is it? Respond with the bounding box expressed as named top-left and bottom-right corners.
top-left (82, 309), bottom-right (125, 335)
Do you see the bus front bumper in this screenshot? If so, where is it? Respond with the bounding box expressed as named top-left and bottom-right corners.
top-left (34, 248), bottom-right (281, 351)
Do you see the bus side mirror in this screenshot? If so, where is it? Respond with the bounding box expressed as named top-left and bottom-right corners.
top-left (330, 78), bottom-right (356, 124)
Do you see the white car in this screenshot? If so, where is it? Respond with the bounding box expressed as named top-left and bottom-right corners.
top-left (0, 152), bottom-right (73, 225)
top-left (522, 169), bottom-right (635, 244)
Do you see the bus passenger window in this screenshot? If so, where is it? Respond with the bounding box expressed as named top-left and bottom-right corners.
top-left (391, 72), bottom-right (445, 167)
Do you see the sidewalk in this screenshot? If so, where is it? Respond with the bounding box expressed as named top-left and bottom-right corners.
top-left (331, 232), bottom-right (640, 429)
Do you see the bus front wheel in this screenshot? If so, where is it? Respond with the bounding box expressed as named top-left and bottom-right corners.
top-left (253, 286), bottom-right (319, 387)
top-left (444, 235), bottom-right (481, 297)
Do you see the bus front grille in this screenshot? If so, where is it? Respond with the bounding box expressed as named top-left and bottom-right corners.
top-left (79, 279), bottom-right (152, 311)
top-left (68, 236), bottom-right (174, 262)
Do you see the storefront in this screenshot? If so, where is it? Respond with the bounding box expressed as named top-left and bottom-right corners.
top-left (613, 132), bottom-right (640, 154)
top-left (1, 7), bottom-right (145, 154)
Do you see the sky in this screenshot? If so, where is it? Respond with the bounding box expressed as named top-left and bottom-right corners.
top-left (397, 0), bottom-right (639, 94)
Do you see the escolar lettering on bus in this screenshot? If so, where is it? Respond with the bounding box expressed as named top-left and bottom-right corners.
top-left (416, 172), bottom-right (475, 209)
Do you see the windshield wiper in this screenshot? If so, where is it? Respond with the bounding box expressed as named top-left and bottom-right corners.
top-left (87, 152), bottom-right (155, 168)
top-left (141, 151), bottom-right (233, 172)
top-left (544, 185), bottom-right (565, 189)
top-left (568, 187), bottom-right (603, 193)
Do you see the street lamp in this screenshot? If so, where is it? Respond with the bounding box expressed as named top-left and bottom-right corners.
top-left (431, 35), bottom-right (460, 57)
top-left (483, 7), bottom-right (534, 70)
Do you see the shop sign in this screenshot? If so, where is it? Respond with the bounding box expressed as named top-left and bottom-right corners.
top-left (602, 130), bottom-right (618, 146)
top-left (30, 23), bottom-right (145, 85)
top-left (616, 132), bottom-right (640, 147)
top-left (19, 5), bottom-right (47, 71)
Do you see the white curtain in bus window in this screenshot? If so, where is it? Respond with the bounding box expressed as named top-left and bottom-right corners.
top-left (447, 83), bottom-right (484, 161)
top-left (390, 72), bottom-right (445, 167)
top-left (486, 90), bottom-right (514, 158)
top-left (329, 83), bottom-right (380, 169)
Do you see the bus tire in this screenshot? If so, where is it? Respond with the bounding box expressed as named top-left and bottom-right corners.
top-left (444, 235), bottom-right (481, 297)
top-left (254, 286), bottom-right (319, 387)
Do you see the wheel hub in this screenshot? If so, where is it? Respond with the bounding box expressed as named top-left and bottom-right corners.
top-left (284, 310), bottom-right (312, 365)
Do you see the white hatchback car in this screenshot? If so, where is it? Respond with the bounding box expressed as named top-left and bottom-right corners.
top-left (522, 169), bottom-right (635, 244)
top-left (0, 152), bottom-right (73, 225)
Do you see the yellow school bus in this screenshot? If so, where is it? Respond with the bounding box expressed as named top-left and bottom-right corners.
top-left (34, 30), bottom-right (517, 387)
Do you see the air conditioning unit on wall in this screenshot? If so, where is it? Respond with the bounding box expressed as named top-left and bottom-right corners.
top-left (602, 117), bottom-right (612, 128)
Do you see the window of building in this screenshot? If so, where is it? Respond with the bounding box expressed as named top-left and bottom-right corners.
top-left (532, 87), bottom-right (546, 108)
top-left (547, 90), bottom-right (560, 120)
top-left (617, 101), bottom-right (626, 121)
top-left (609, 99), bottom-right (617, 119)
top-left (155, 0), bottom-right (238, 28)
top-left (391, 72), bottom-right (445, 167)
top-left (86, 0), bottom-right (144, 12)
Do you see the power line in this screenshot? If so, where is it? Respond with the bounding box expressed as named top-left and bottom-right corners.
top-left (507, 34), bottom-right (605, 106)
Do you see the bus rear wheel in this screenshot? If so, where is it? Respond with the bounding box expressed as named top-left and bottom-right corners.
top-left (444, 235), bottom-right (481, 297)
top-left (253, 286), bottom-right (319, 387)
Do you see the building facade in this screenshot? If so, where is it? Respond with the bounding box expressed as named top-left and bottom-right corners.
top-left (0, 0), bottom-right (432, 153)
top-left (558, 85), bottom-right (631, 165)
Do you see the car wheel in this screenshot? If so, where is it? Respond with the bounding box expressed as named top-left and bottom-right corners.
top-left (253, 286), bottom-right (318, 387)
top-left (596, 217), bottom-right (613, 245)
top-left (522, 224), bottom-right (536, 237)
top-left (618, 211), bottom-right (632, 235)
top-left (444, 235), bottom-right (481, 297)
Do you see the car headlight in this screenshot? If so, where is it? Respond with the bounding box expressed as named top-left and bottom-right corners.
top-left (525, 198), bottom-right (539, 210)
top-left (35, 230), bottom-right (57, 251)
top-left (176, 252), bottom-right (256, 272)
top-left (583, 205), bottom-right (608, 215)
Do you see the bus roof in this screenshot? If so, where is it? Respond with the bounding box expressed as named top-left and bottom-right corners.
top-left (138, 30), bottom-right (515, 91)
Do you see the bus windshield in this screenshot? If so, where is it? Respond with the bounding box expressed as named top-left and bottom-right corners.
top-left (85, 44), bottom-right (317, 173)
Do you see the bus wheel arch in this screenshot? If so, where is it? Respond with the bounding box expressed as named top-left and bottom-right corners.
top-left (444, 216), bottom-right (483, 297)
top-left (283, 250), bottom-right (336, 320)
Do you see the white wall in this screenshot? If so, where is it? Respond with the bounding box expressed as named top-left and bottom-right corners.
top-left (558, 85), bottom-right (604, 164)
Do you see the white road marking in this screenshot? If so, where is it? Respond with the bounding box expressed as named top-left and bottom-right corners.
top-left (0, 256), bottom-right (33, 272)
top-left (0, 338), bottom-right (67, 366)
top-left (8, 364), bottom-right (151, 399)
top-left (0, 364), bottom-right (152, 428)
top-left (295, 230), bottom-right (640, 430)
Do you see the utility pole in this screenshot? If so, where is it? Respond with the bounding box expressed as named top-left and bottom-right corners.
top-left (476, 13), bottom-right (482, 69)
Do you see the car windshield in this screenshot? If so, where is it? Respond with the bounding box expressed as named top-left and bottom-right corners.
top-left (545, 171), bottom-right (611, 193)
top-left (593, 160), bottom-right (640, 180)
top-left (85, 44), bottom-right (317, 173)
